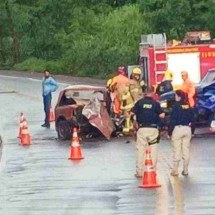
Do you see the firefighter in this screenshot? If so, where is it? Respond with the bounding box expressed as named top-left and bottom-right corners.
top-left (109, 66), bottom-right (130, 115)
top-left (180, 71), bottom-right (196, 134)
top-left (129, 67), bottom-right (146, 103)
top-left (120, 85), bottom-right (134, 133)
top-left (156, 70), bottom-right (174, 96)
top-left (168, 90), bottom-right (194, 176)
top-left (106, 76), bottom-right (115, 115)
top-left (132, 86), bottom-right (165, 178)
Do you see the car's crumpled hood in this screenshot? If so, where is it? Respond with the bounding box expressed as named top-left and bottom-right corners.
top-left (82, 97), bottom-right (115, 139)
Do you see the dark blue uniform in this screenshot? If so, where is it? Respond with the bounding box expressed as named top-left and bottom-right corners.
top-left (169, 101), bottom-right (194, 176)
top-left (132, 96), bottom-right (164, 177)
top-left (133, 96), bottom-right (163, 127)
top-left (156, 80), bottom-right (173, 96)
top-left (168, 101), bottom-right (194, 136)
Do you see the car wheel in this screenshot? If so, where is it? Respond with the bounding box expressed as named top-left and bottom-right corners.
top-left (57, 120), bottom-right (72, 140)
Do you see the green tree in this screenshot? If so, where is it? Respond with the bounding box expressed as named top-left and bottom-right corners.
top-left (0, 1), bottom-right (8, 64)
top-left (106, 0), bottom-right (138, 7)
top-left (1, 0), bottom-right (215, 77)
top-left (0, 0), bottom-right (35, 64)
top-left (61, 4), bottom-right (146, 77)
top-left (139, 0), bottom-right (215, 39)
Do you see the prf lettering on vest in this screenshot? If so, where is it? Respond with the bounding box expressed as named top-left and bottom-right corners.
top-left (181, 105), bottom-right (189, 109)
top-left (143, 104), bottom-right (152, 109)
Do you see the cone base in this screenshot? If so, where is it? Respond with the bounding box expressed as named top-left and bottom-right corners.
top-left (21, 141), bottom-right (31, 145)
top-left (19, 143), bottom-right (31, 146)
top-left (139, 184), bottom-right (161, 188)
top-left (68, 157), bottom-right (84, 160)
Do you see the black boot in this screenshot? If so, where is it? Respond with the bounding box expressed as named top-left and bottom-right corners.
top-left (41, 123), bottom-right (50, 128)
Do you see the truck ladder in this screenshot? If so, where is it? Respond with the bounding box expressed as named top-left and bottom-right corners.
top-left (153, 33), bottom-right (168, 84)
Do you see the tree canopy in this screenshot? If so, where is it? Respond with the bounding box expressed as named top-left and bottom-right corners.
top-left (0, 0), bottom-right (214, 77)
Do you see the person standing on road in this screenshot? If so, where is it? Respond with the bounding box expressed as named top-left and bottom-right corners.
top-left (168, 90), bottom-right (194, 176)
top-left (109, 66), bottom-right (130, 116)
top-left (181, 71), bottom-right (195, 108)
top-left (132, 86), bottom-right (165, 178)
top-left (129, 67), bottom-right (146, 103)
top-left (156, 70), bottom-right (174, 96)
top-left (41, 70), bottom-right (58, 128)
top-left (180, 71), bottom-right (196, 134)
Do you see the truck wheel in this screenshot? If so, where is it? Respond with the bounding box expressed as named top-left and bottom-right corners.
top-left (57, 120), bottom-right (72, 140)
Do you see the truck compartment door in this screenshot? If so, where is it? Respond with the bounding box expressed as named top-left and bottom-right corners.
top-left (167, 53), bottom-right (201, 85)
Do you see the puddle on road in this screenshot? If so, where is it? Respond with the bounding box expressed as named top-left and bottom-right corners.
top-left (158, 151), bottom-right (186, 215)
top-left (32, 137), bottom-right (57, 141)
top-left (0, 90), bottom-right (17, 94)
top-left (170, 176), bottom-right (185, 215)
top-left (155, 171), bottom-right (170, 215)
top-left (193, 132), bottom-right (215, 138)
top-left (194, 127), bottom-right (215, 138)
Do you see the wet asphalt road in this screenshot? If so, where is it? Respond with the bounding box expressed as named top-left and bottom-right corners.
top-left (0, 72), bottom-right (215, 215)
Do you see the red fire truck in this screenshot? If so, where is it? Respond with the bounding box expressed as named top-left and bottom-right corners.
top-left (139, 32), bottom-right (215, 86)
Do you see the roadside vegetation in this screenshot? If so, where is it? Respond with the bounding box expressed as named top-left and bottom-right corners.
top-left (0, 0), bottom-right (215, 78)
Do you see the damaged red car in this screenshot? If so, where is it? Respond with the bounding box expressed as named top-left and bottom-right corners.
top-left (54, 85), bottom-right (116, 140)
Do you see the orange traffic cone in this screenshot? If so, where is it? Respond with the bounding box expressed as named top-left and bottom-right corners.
top-left (20, 118), bottom-right (31, 146)
top-left (49, 106), bottom-right (55, 122)
top-left (18, 112), bottom-right (24, 138)
top-left (68, 127), bottom-right (84, 160)
top-left (139, 149), bottom-right (161, 188)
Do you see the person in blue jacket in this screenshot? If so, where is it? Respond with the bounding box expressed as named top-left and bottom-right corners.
top-left (41, 70), bottom-right (58, 128)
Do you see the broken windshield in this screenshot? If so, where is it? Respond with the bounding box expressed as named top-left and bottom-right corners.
top-left (65, 89), bottom-right (104, 101)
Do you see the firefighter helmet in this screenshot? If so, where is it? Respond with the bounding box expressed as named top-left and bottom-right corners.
top-left (164, 70), bottom-right (173, 80)
top-left (118, 66), bottom-right (126, 74)
top-left (132, 67), bottom-right (142, 75)
top-left (106, 78), bottom-right (113, 88)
